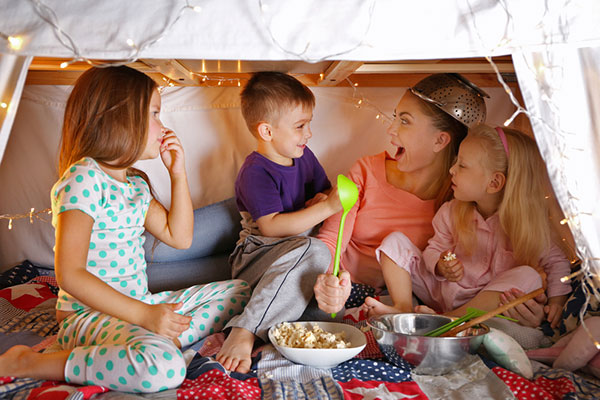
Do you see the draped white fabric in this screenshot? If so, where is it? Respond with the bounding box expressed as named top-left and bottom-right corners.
top-left (0, 55), bottom-right (31, 163)
top-left (0, 85), bottom-right (514, 269)
top-left (513, 46), bottom-right (600, 278)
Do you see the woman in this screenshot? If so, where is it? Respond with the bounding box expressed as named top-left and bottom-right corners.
top-left (314, 73), bottom-right (489, 313)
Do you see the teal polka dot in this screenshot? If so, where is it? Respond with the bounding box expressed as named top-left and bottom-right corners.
top-left (101, 182), bottom-right (108, 190)
top-left (111, 261), bottom-right (118, 268)
top-left (202, 312), bottom-right (209, 319)
top-left (107, 210), bottom-right (115, 217)
top-left (73, 365), bottom-right (80, 376)
top-left (163, 352), bottom-right (173, 361)
top-left (65, 185), bottom-right (71, 193)
top-left (118, 376), bottom-right (127, 385)
top-left (88, 260), bottom-right (97, 267)
top-left (200, 324), bottom-right (205, 331)
top-left (214, 316), bottom-right (220, 323)
top-left (88, 170), bottom-right (95, 178)
top-left (130, 290), bottom-right (136, 296)
top-left (118, 232), bottom-right (125, 239)
top-left (99, 250), bottom-right (107, 258)
top-left (230, 298), bottom-right (237, 304)
top-left (110, 384), bottom-right (118, 390)
top-left (106, 360), bottom-right (114, 371)
top-left (127, 365), bottom-right (135, 376)
top-left (99, 348), bottom-right (107, 356)
top-left (89, 242), bottom-right (96, 250)
top-left (90, 204), bottom-right (96, 212)
top-left (180, 367), bottom-right (186, 376)
top-left (99, 222), bottom-right (106, 229)
top-left (147, 365), bottom-right (158, 376)
top-left (167, 369), bottom-right (175, 378)
top-left (118, 350), bottom-right (127, 359)
top-left (110, 195), bottom-right (117, 201)
top-left (119, 249), bottom-right (125, 256)
top-left (120, 281), bottom-right (127, 288)
top-left (69, 196), bottom-right (78, 204)
top-left (159, 386), bottom-right (168, 391)
top-left (85, 355), bottom-right (93, 366)
top-left (76, 175), bottom-right (83, 183)
top-left (98, 269), bottom-right (106, 276)
top-left (142, 381), bottom-right (152, 389)
top-left (94, 184), bottom-right (99, 192)
top-left (70, 166), bottom-right (76, 173)
top-left (98, 233), bottom-right (106, 239)
top-left (68, 352), bottom-right (74, 360)
top-left (96, 372), bottom-right (104, 380)
top-left (113, 333), bottom-right (121, 341)
top-left (116, 324), bottom-right (124, 330)
top-left (109, 242), bottom-right (117, 249)
top-left (136, 354), bottom-right (144, 363)
top-left (60, 205), bottom-right (66, 212)
top-left (83, 189), bottom-right (90, 197)
top-left (111, 185), bottom-right (118, 191)
top-left (79, 335), bottom-right (87, 344)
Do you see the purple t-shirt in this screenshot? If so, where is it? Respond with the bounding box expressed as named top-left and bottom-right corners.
top-left (235, 147), bottom-right (331, 221)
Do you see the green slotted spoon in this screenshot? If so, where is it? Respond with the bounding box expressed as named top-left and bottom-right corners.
top-left (331, 174), bottom-right (359, 318)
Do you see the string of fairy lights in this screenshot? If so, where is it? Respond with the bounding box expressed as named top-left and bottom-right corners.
top-left (2, 0), bottom-right (599, 341)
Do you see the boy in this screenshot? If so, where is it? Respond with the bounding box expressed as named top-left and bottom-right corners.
top-left (216, 71), bottom-right (341, 373)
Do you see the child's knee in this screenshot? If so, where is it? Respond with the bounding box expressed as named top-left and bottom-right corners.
top-left (137, 346), bottom-right (186, 392)
top-left (305, 237), bottom-right (332, 273)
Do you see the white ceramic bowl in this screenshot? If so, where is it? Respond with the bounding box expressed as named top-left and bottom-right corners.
top-left (268, 321), bottom-right (367, 368)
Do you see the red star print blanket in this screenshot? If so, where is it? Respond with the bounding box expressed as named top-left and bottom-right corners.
top-left (1, 263), bottom-right (600, 399)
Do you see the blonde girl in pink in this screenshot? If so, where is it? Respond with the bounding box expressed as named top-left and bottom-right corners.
top-left (365, 124), bottom-right (571, 324)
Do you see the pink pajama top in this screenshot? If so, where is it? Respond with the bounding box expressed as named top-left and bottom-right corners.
top-left (317, 152), bottom-right (436, 290)
top-left (381, 200), bottom-right (572, 311)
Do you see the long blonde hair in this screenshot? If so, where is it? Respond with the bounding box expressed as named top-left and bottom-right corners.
top-left (59, 66), bottom-right (157, 187)
top-left (453, 124), bottom-right (551, 267)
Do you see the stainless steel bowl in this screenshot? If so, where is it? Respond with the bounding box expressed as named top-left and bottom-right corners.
top-left (367, 313), bottom-right (489, 375)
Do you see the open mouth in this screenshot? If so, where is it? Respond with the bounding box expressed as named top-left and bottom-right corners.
top-left (395, 146), bottom-right (405, 158)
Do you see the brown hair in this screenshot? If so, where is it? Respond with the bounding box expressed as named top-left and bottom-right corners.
top-left (59, 66), bottom-right (157, 186)
top-left (453, 124), bottom-right (551, 267)
top-left (412, 93), bottom-right (469, 209)
top-left (240, 71), bottom-right (315, 137)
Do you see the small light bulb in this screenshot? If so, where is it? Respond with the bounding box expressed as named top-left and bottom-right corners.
top-left (168, 82), bottom-right (174, 87)
top-left (237, 80), bottom-right (241, 87)
top-left (217, 81), bottom-right (222, 86)
top-left (0, 102), bottom-right (7, 109)
top-left (375, 114), bottom-right (380, 119)
top-left (7, 35), bottom-right (23, 50)
top-left (8, 219), bottom-right (12, 230)
top-left (60, 61), bottom-right (69, 69)
top-left (192, 5), bottom-right (202, 12)
top-left (319, 73), bottom-right (324, 80)
top-left (357, 99), bottom-right (363, 105)
top-left (126, 38), bottom-right (135, 47)
top-left (353, 82), bottom-right (359, 87)
top-left (560, 218), bottom-right (568, 225)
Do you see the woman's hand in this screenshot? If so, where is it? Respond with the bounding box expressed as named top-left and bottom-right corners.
top-left (435, 250), bottom-right (464, 282)
top-left (500, 288), bottom-right (547, 328)
top-left (314, 270), bottom-right (351, 314)
top-left (160, 129), bottom-right (186, 176)
top-left (138, 302), bottom-right (192, 340)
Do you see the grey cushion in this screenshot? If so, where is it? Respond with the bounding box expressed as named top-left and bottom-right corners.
top-left (144, 197), bottom-right (241, 291)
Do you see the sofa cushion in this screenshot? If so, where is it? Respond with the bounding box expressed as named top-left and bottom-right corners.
top-left (143, 197), bottom-right (241, 262)
top-left (144, 197), bottom-right (241, 290)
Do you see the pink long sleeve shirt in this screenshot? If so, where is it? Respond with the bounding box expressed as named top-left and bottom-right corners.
top-left (317, 152), bottom-right (436, 290)
top-left (418, 200), bottom-right (572, 310)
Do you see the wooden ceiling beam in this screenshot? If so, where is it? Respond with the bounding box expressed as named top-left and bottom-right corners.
top-left (317, 61), bottom-right (364, 86)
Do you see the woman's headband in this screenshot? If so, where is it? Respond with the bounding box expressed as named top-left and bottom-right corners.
top-left (495, 127), bottom-right (510, 158)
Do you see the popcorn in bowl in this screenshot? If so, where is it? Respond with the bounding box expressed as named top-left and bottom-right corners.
top-left (270, 322), bottom-right (351, 349)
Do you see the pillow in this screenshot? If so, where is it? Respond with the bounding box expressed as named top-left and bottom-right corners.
top-left (0, 260), bottom-right (39, 289)
top-left (483, 327), bottom-right (533, 379)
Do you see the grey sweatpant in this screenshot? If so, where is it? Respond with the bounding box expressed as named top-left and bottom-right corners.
top-left (225, 235), bottom-right (331, 341)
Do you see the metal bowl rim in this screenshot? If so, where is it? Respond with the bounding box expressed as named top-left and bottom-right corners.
top-left (366, 313), bottom-right (490, 339)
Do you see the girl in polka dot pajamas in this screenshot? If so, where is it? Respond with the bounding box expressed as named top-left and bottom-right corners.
top-left (0, 66), bottom-right (250, 393)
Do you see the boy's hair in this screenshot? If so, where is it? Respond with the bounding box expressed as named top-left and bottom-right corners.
top-left (240, 71), bottom-right (315, 137)
top-left (453, 124), bottom-right (552, 267)
top-left (411, 92), bottom-right (469, 209)
top-left (59, 66), bottom-right (157, 184)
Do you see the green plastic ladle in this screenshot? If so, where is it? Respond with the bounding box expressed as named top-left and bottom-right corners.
top-left (331, 174), bottom-right (359, 318)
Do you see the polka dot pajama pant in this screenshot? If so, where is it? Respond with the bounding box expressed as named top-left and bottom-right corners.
top-left (58, 279), bottom-right (250, 393)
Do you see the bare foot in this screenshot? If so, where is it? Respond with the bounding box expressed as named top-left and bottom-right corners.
top-left (414, 304), bottom-right (437, 314)
top-left (0, 345), bottom-right (69, 381)
top-left (363, 296), bottom-right (406, 318)
top-left (215, 328), bottom-right (256, 373)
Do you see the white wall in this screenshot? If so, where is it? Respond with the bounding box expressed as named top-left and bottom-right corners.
top-left (0, 85), bottom-right (515, 271)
